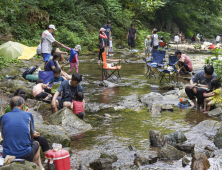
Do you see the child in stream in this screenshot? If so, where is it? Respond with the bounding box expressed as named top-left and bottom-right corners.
top-left (202, 78), bottom-right (222, 113)
top-left (64, 91), bottom-right (85, 119)
top-left (145, 35), bottom-right (151, 58)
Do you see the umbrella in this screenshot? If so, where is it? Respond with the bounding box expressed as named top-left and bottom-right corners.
top-left (0, 41), bottom-right (24, 60)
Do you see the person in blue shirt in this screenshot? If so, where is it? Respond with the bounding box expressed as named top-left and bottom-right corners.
top-left (0, 96), bottom-right (44, 169)
top-left (51, 73), bottom-right (84, 113)
top-left (185, 65), bottom-right (217, 110)
top-left (103, 20), bottom-right (112, 56)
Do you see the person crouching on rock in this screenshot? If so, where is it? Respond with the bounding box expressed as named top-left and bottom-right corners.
top-left (175, 50), bottom-right (193, 75)
top-left (51, 73), bottom-right (84, 114)
top-left (202, 78), bottom-right (222, 113)
top-left (185, 65), bottom-right (217, 110)
top-left (64, 91), bottom-right (85, 119)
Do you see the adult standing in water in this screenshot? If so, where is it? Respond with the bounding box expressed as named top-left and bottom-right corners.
top-left (41, 24), bottom-right (65, 70)
top-left (150, 28), bottom-right (159, 50)
top-left (127, 24), bottom-right (137, 51)
top-left (103, 20), bottom-right (112, 56)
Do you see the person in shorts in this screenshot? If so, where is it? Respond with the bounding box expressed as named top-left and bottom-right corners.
top-left (33, 79), bottom-right (52, 100)
top-left (51, 73), bottom-right (84, 113)
top-left (41, 24), bottom-right (65, 70)
top-left (127, 24), bottom-right (137, 50)
top-left (145, 35), bottom-right (151, 58)
top-left (175, 50), bottom-right (193, 75)
top-left (0, 96), bottom-right (44, 169)
top-left (103, 20), bottom-right (112, 56)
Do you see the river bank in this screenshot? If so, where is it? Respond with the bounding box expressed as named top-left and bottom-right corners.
top-left (0, 47), bottom-right (222, 169)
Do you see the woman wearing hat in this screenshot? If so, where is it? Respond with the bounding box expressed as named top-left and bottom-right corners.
top-left (62, 45), bottom-right (81, 74)
top-left (98, 28), bottom-right (107, 63)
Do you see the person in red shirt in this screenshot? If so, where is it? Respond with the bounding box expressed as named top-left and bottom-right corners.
top-left (175, 50), bottom-right (193, 75)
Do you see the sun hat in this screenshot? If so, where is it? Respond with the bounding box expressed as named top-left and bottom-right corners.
top-left (100, 28), bottom-right (106, 32)
top-left (49, 24), bottom-right (57, 30)
top-left (147, 35), bottom-right (150, 38)
top-left (55, 48), bottom-right (62, 53)
top-left (74, 45), bottom-right (81, 51)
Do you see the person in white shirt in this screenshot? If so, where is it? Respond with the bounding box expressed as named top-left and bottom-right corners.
top-left (216, 34), bottom-right (221, 43)
top-left (37, 43), bottom-right (41, 56)
top-left (174, 34), bottom-right (179, 43)
top-left (41, 24), bottom-right (65, 70)
top-left (109, 37), bottom-right (113, 56)
top-left (150, 28), bottom-right (159, 49)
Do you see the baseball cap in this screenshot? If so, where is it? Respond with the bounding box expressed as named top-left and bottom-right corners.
top-left (74, 45), bottom-right (81, 51)
top-left (49, 24), bottom-right (57, 30)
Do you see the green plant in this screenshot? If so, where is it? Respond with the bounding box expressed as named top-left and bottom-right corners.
top-left (194, 45), bottom-right (201, 49)
top-left (0, 55), bottom-right (21, 69)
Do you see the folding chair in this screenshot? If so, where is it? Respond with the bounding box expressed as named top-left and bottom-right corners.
top-left (152, 49), bottom-right (166, 62)
top-left (102, 52), bottom-right (121, 81)
top-left (158, 55), bottom-right (178, 83)
top-left (146, 52), bottom-right (166, 78)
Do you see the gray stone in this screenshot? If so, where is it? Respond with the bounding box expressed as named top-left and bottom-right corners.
top-left (128, 145), bottom-right (137, 151)
top-left (182, 156), bottom-right (190, 167)
top-left (159, 84), bottom-right (175, 90)
top-left (204, 150), bottom-right (215, 158)
top-left (161, 105), bottom-right (174, 112)
top-left (162, 88), bottom-right (179, 96)
top-left (208, 107), bottom-right (222, 119)
top-left (158, 145), bottom-right (186, 160)
top-left (35, 124), bottom-right (71, 147)
top-left (100, 153), bottom-right (118, 163)
top-left (151, 104), bottom-right (163, 116)
top-left (214, 122), bottom-right (222, 149)
top-left (164, 130), bottom-right (187, 146)
top-left (0, 161), bottom-right (41, 170)
top-left (29, 108), bottom-right (44, 125)
top-left (175, 144), bottom-right (195, 154)
top-left (89, 158), bottom-right (112, 170)
top-left (46, 108), bottom-right (92, 137)
top-left (149, 130), bottom-right (167, 147)
top-left (148, 155), bottom-right (158, 164)
top-left (99, 80), bottom-right (118, 88)
top-left (191, 153), bottom-right (210, 170)
top-left (134, 155), bottom-right (150, 167)
top-left (204, 146), bottom-right (214, 152)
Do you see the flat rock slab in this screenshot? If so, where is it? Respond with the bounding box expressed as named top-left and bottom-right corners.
top-left (162, 105), bottom-right (174, 111)
top-left (208, 107), bottom-right (222, 120)
top-left (158, 145), bottom-right (186, 160)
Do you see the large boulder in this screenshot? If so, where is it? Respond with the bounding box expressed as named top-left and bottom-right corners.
top-left (175, 144), bottom-right (195, 155)
top-left (214, 122), bottom-right (222, 149)
top-left (35, 124), bottom-right (71, 147)
top-left (208, 107), bottom-right (222, 120)
top-left (164, 130), bottom-right (187, 146)
top-left (0, 161), bottom-right (41, 170)
top-left (149, 130), bottom-right (167, 147)
top-left (89, 158), bottom-right (113, 170)
top-left (46, 108), bottom-right (92, 137)
top-left (29, 108), bottom-right (44, 125)
top-left (191, 153), bottom-right (210, 170)
top-left (158, 145), bottom-right (186, 160)
top-left (134, 155), bottom-right (150, 166)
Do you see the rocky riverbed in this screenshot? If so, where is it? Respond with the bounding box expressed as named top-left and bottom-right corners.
top-left (0, 49), bottom-right (222, 169)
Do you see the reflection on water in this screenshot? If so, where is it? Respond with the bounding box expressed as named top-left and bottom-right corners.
top-left (65, 53), bottom-right (215, 169)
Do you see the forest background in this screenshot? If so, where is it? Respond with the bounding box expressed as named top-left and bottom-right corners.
top-left (0, 0), bottom-right (222, 52)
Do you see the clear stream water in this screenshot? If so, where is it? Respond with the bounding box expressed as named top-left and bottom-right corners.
top-left (62, 52), bottom-right (215, 169)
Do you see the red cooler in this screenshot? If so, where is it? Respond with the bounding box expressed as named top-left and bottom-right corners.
top-left (45, 149), bottom-right (71, 170)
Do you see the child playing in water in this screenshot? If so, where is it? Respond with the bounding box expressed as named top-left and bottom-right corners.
top-left (145, 35), bottom-right (151, 58)
top-left (202, 78), bottom-right (222, 113)
top-left (64, 91), bottom-right (85, 119)
top-left (63, 45), bottom-right (81, 74)
top-left (33, 79), bottom-right (52, 100)
top-left (109, 37), bottom-right (113, 56)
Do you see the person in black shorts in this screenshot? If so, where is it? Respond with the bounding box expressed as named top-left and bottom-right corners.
top-left (103, 20), bottom-right (112, 56)
top-left (127, 24), bottom-right (137, 51)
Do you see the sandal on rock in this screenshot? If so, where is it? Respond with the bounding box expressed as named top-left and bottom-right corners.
top-left (204, 111), bottom-right (208, 114)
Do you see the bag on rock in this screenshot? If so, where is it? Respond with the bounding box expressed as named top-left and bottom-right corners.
top-left (22, 66), bottom-right (38, 79)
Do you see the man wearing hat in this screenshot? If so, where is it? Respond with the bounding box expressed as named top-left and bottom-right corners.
top-left (103, 20), bottom-right (112, 56)
top-left (41, 24), bottom-right (65, 69)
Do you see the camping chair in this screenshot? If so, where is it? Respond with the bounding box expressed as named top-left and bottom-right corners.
top-left (158, 55), bottom-right (178, 83)
top-left (152, 49), bottom-right (166, 62)
top-left (146, 52), bottom-right (166, 78)
top-left (102, 51), bottom-right (121, 81)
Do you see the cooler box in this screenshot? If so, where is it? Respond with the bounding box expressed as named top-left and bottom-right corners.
top-left (45, 149), bottom-right (71, 170)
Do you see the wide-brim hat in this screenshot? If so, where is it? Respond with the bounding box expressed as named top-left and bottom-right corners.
top-left (74, 45), bottom-right (81, 51)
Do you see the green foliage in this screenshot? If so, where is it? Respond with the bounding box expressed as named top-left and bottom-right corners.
top-left (157, 31), bottom-right (171, 43)
top-left (0, 55), bottom-right (21, 69)
top-left (205, 48), bottom-right (222, 79)
top-left (194, 45), bottom-right (201, 49)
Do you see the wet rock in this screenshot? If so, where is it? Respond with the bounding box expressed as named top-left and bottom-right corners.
top-left (89, 158), bottom-right (112, 170)
top-left (140, 92), bottom-right (163, 108)
top-left (149, 130), bottom-right (167, 147)
top-left (159, 84), bottom-right (175, 90)
top-left (178, 88), bottom-right (188, 98)
top-left (29, 108), bottom-right (44, 125)
top-left (128, 145), bottom-right (137, 151)
top-left (78, 164), bottom-right (86, 170)
top-left (185, 120), bottom-right (220, 151)
top-left (175, 144), bottom-right (195, 154)
top-left (35, 124), bottom-right (71, 147)
top-left (158, 145), bottom-right (186, 160)
top-left (214, 122), bottom-right (222, 149)
top-left (162, 88), bottom-right (179, 96)
top-left (204, 146), bottom-right (214, 152)
top-left (46, 108), bottom-right (92, 137)
top-left (118, 94), bottom-right (143, 111)
top-left (26, 99), bottom-right (50, 112)
top-left (182, 156), bottom-right (190, 167)
top-left (164, 130), bottom-right (187, 146)
top-left (99, 80), bottom-right (118, 88)
top-left (103, 113), bottom-right (111, 118)
top-left (0, 161), bottom-right (41, 169)
top-left (134, 155), bottom-right (150, 166)
top-left (208, 107), bottom-right (222, 120)
top-left (161, 105), bottom-right (173, 112)
top-left (148, 155), bottom-right (158, 164)
top-left (191, 153), bottom-right (210, 170)
top-left (204, 150), bottom-right (215, 158)
top-left (151, 104), bottom-right (163, 116)
top-left (100, 153), bottom-right (118, 163)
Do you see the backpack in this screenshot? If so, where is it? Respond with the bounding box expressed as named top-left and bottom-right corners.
top-left (22, 66), bottom-right (38, 79)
